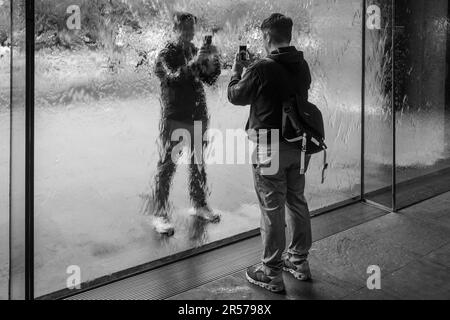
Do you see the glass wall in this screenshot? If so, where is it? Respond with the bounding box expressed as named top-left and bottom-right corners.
top-left (0, 0), bottom-right (11, 301)
top-left (363, 0), bottom-right (450, 210)
top-left (364, 0), bottom-right (394, 208)
top-left (9, 0), bottom-right (27, 300)
top-left (394, 0), bottom-right (450, 209)
top-left (3, 0), bottom-right (446, 299)
top-left (32, 0), bottom-right (362, 296)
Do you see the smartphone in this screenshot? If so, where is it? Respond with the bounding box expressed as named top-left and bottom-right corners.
top-left (204, 35), bottom-right (213, 46)
top-left (239, 45), bottom-right (248, 61)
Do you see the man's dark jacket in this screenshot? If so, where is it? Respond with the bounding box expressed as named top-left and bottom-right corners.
top-left (228, 46), bottom-right (311, 136)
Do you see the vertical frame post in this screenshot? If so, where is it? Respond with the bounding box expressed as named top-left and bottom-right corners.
top-left (8, 0), bottom-right (13, 301)
top-left (361, 0), bottom-right (367, 200)
top-left (25, 0), bottom-right (35, 300)
top-left (391, 0), bottom-right (397, 212)
top-left (9, 0), bottom-right (32, 300)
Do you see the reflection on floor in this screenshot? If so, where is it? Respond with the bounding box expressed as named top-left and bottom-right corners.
top-left (367, 165), bottom-right (450, 210)
top-left (170, 192), bottom-right (450, 300)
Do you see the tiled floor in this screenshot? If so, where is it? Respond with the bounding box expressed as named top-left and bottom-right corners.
top-left (170, 192), bottom-right (450, 300)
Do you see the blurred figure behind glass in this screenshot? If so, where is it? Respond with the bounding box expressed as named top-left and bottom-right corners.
top-left (146, 12), bottom-right (221, 236)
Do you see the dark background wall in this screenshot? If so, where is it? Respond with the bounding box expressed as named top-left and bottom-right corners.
top-left (394, 0), bottom-right (448, 114)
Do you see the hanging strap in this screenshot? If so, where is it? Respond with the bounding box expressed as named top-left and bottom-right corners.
top-left (321, 149), bottom-right (328, 184)
top-left (300, 134), bottom-right (329, 182)
top-left (300, 133), bottom-right (307, 175)
top-left (266, 56), bottom-right (328, 181)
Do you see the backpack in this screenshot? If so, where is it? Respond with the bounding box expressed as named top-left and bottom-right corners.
top-left (267, 57), bottom-right (329, 183)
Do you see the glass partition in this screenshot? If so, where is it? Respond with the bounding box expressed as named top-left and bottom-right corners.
top-left (33, 0), bottom-right (363, 297)
top-left (363, 0), bottom-right (450, 210)
top-left (9, 0), bottom-right (27, 300)
top-left (5, 0), bottom-right (448, 299)
top-left (393, 0), bottom-right (450, 209)
top-left (363, 0), bottom-right (394, 209)
top-left (0, 0), bottom-right (11, 301)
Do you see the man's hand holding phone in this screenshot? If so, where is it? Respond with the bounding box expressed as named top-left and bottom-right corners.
top-left (197, 47), bottom-right (210, 63)
top-left (232, 46), bottom-right (251, 78)
top-left (198, 35), bottom-right (218, 61)
top-left (192, 35), bottom-right (220, 78)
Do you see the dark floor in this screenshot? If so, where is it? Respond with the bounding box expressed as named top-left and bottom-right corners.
top-left (169, 192), bottom-right (450, 300)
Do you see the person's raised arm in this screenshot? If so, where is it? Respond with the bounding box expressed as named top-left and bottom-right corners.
top-left (197, 46), bottom-right (222, 86)
top-left (154, 47), bottom-right (195, 84)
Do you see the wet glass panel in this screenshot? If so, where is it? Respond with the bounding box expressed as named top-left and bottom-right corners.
top-left (9, 0), bottom-right (26, 300)
top-left (0, 0), bottom-right (11, 300)
top-left (364, 0), bottom-right (394, 209)
top-left (303, 0), bottom-right (362, 209)
top-left (34, 0), bottom-right (362, 296)
top-left (394, 0), bottom-right (450, 209)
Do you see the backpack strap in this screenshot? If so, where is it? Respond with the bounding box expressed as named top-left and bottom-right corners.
top-left (266, 57), bottom-right (328, 183)
top-left (300, 133), bottom-right (307, 175)
top-left (321, 150), bottom-right (328, 184)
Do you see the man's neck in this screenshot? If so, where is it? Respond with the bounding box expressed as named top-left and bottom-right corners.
top-left (268, 43), bottom-right (292, 54)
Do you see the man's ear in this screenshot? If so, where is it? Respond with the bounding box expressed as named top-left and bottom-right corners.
top-left (264, 33), bottom-right (273, 46)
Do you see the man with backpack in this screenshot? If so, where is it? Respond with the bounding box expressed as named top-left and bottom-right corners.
top-left (228, 13), bottom-right (314, 293)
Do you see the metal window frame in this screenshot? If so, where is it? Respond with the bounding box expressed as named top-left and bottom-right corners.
top-left (361, 0), bottom-right (366, 201)
top-left (24, 0), bottom-right (35, 300)
top-left (8, 0), bottom-right (13, 301)
top-left (392, 0), bottom-right (397, 212)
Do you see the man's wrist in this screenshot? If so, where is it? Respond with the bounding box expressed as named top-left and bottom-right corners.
top-left (231, 67), bottom-right (243, 78)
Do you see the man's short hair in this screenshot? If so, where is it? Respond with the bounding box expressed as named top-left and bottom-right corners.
top-left (260, 13), bottom-right (293, 44)
top-left (173, 12), bottom-right (197, 30)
